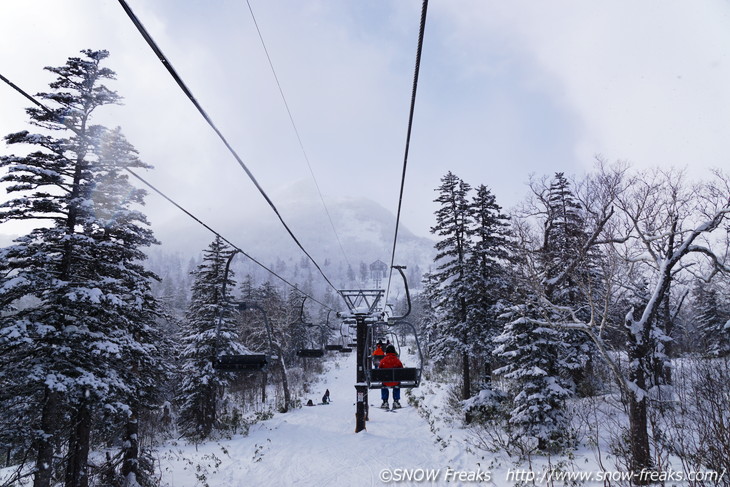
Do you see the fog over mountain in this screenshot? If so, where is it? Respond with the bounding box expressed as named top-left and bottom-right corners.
top-left (0, 178), bottom-right (435, 295)
top-left (148, 188), bottom-right (435, 300)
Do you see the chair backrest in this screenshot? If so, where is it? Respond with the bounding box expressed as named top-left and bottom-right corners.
top-left (213, 354), bottom-right (268, 371)
top-left (297, 349), bottom-right (325, 358)
top-left (370, 367), bottom-right (419, 383)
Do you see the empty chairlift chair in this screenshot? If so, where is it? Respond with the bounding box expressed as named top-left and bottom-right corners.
top-left (323, 311), bottom-right (344, 351)
top-left (210, 253), bottom-right (272, 373)
top-left (212, 303), bottom-right (273, 372)
top-left (293, 297), bottom-right (325, 358)
top-left (339, 325), bottom-right (354, 353)
top-left (294, 319), bottom-right (325, 358)
top-left (213, 354), bottom-right (268, 371)
top-left (296, 331), bottom-right (325, 358)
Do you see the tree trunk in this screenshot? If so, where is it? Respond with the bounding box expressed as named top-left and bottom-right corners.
top-left (65, 398), bottom-right (92, 487)
top-left (461, 350), bottom-right (471, 400)
top-left (33, 389), bottom-right (61, 487)
top-left (629, 389), bottom-right (651, 483)
top-left (278, 347), bottom-right (291, 413)
top-left (659, 290), bottom-right (673, 385)
top-left (121, 407), bottom-right (139, 487)
top-left (626, 310), bottom-right (652, 483)
top-left (203, 384), bottom-right (216, 438)
top-left (462, 350), bottom-right (472, 424)
top-left (261, 371), bottom-right (267, 403)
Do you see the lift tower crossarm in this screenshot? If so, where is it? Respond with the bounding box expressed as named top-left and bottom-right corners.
top-left (338, 289), bottom-right (384, 315)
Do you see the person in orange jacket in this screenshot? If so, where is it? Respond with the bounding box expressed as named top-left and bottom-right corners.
top-left (372, 340), bottom-right (385, 367)
top-left (379, 344), bottom-right (403, 409)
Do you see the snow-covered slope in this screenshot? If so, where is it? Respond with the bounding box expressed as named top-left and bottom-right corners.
top-left (157, 354), bottom-right (476, 486)
top-left (152, 351), bottom-right (631, 487)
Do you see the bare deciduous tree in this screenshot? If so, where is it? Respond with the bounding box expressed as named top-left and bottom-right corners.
top-left (509, 161), bottom-right (730, 480)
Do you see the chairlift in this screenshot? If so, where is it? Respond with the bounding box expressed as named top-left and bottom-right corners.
top-left (339, 333), bottom-right (354, 353)
top-left (340, 320), bottom-right (355, 353)
top-left (293, 297), bottom-right (325, 358)
top-left (323, 319), bottom-right (354, 353)
top-left (322, 310), bottom-right (344, 351)
top-left (213, 354), bottom-right (268, 371)
top-left (211, 252), bottom-right (271, 372)
top-left (380, 328), bottom-right (401, 355)
top-left (297, 348), bottom-right (324, 358)
top-left (363, 320), bottom-right (422, 389)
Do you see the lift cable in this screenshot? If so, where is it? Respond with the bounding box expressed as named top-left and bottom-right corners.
top-left (125, 169), bottom-right (334, 311)
top-left (117, 0), bottom-right (340, 295)
top-left (384, 0), bottom-right (429, 306)
top-left (245, 0), bottom-right (353, 271)
top-left (0, 72), bottom-right (335, 312)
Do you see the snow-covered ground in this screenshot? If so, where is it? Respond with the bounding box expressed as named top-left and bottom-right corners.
top-left (154, 352), bottom-right (646, 487)
top-left (156, 353), bottom-right (483, 486)
top-left (156, 350), bottom-right (725, 487)
top-left (6, 351), bottom-right (711, 486)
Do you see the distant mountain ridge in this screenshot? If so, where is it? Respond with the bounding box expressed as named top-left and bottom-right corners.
top-left (153, 193), bottom-right (435, 283)
top-left (231, 194), bottom-right (435, 271)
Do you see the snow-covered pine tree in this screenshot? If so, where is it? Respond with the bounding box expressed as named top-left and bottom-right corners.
top-left (489, 173), bottom-right (597, 451)
top-left (412, 272), bottom-right (439, 360)
top-left (691, 280), bottom-right (730, 357)
top-left (464, 185), bottom-right (512, 384)
top-left (177, 237), bottom-right (249, 440)
top-left (493, 300), bottom-right (573, 452)
top-left (539, 173), bottom-right (600, 395)
top-left (417, 271), bottom-right (440, 358)
top-left (70, 127), bottom-right (168, 487)
top-left (426, 172), bottom-right (474, 405)
top-left (0, 50), bottom-right (165, 487)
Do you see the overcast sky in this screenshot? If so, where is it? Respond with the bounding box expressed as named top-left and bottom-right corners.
top-left (2, 0), bottom-right (730, 254)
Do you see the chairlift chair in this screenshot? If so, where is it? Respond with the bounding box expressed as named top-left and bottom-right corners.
top-left (322, 310), bottom-right (344, 351)
top-left (338, 321), bottom-right (354, 353)
top-left (297, 348), bottom-right (325, 358)
top-left (363, 320), bottom-right (422, 389)
top-left (292, 297), bottom-right (325, 358)
top-left (338, 333), bottom-right (354, 353)
top-left (211, 254), bottom-right (273, 373)
top-left (213, 354), bottom-right (268, 371)
top-left (297, 323), bottom-right (324, 358)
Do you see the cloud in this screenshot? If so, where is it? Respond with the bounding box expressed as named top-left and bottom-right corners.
top-left (2, 0), bottom-right (729, 251)
top-left (438, 0), bottom-right (730, 173)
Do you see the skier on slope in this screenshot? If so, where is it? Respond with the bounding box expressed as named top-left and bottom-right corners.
top-left (379, 344), bottom-right (403, 409)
